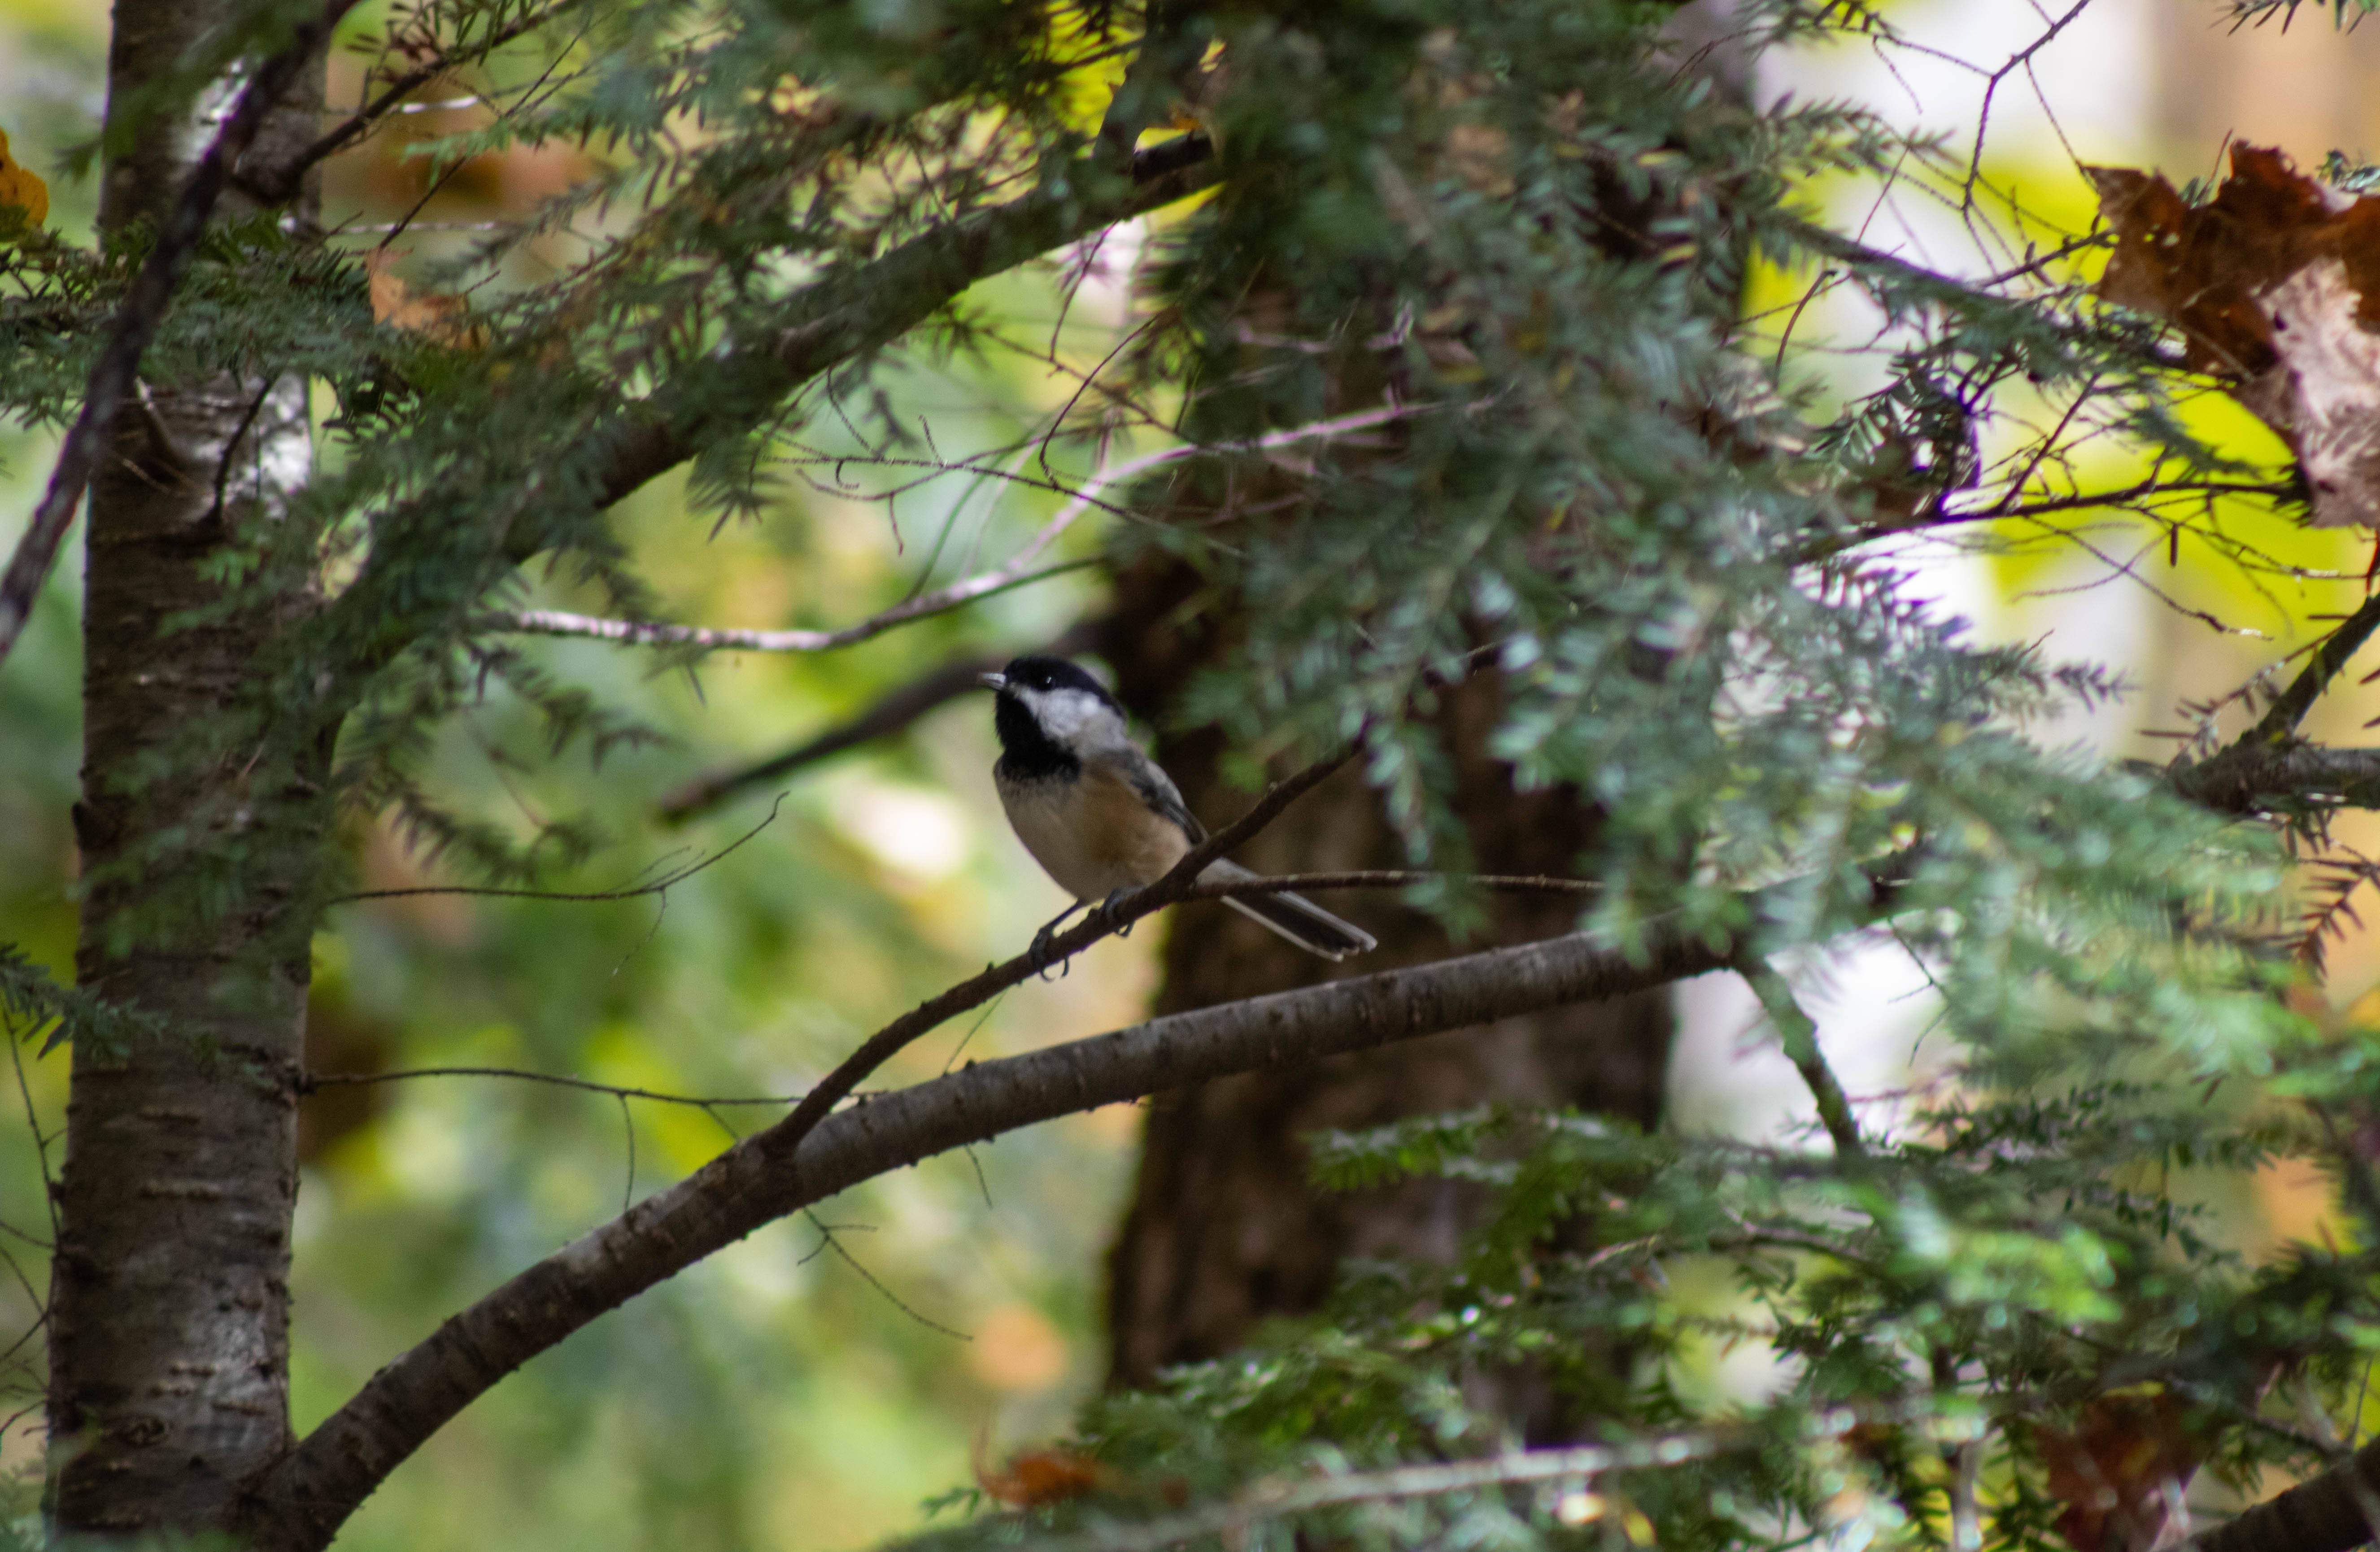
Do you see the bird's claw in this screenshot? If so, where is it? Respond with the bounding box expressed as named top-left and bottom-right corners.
top-left (1027, 927), bottom-right (1070, 979)
top-left (1024, 891), bottom-right (1142, 977)
top-left (1098, 886), bottom-right (1142, 938)
top-left (1027, 903), bottom-right (1087, 979)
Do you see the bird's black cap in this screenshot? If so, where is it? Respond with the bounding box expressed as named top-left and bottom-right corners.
top-left (987, 656), bottom-right (1121, 709)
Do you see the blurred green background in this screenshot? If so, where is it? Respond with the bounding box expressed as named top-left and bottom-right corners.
top-left (7, 1), bottom-right (2380, 1548)
top-left (0, 3), bottom-right (1168, 1546)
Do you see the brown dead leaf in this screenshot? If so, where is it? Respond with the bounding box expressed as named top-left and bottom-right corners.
top-left (2031, 1390), bottom-right (2208, 1552)
top-left (0, 128), bottom-right (48, 235)
top-left (972, 1443), bottom-right (1115, 1508)
top-left (2089, 144), bottom-right (2380, 525)
top-left (363, 250), bottom-right (487, 349)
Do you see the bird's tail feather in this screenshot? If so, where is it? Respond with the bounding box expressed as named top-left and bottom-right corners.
top-left (1201, 860), bottom-right (1377, 960)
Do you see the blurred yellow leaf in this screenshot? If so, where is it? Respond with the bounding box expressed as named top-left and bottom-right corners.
top-left (0, 128), bottom-right (49, 235)
top-left (1046, 5), bottom-right (1131, 135)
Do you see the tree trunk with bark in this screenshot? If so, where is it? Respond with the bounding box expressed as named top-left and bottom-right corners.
top-left (1098, 563), bottom-right (1674, 1393)
top-left (46, 3), bottom-right (325, 1532)
top-left (1098, 0), bottom-right (1754, 1397)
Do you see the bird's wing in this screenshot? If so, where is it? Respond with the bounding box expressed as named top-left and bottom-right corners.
top-left (1106, 747), bottom-right (1206, 846)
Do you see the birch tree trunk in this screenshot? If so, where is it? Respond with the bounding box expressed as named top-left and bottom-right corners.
top-left (46, 4), bottom-right (326, 1532)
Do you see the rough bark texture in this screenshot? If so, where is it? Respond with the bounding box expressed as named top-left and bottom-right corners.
top-left (2182, 1431), bottom-right (2380, 1552)
top-left (1098, 563), bottom-right (1675, 1391)
top-left (46, 3), bottom-right (326, 1532)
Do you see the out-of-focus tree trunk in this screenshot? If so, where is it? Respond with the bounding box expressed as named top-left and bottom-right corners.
top-left (1100, 0), bottom-right (1760, 1400)
top-left (46, 2), bottom-right (326, 1533)
top-left (1097, 566), bottom-right (1674, 1395)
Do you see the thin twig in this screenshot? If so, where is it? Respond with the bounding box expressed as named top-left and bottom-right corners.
top-left (1961, 0), bottom-right (2093, 210)
top-left (1734, 953), bottom-right (1864, 1159)
top-left (0, 1242), bottom-right (43, 1324)
top-left (942, 995), bottom-right (1006, 1076)
top-left (1974, 230), bottom-right (2113, 288)
top-left (616, 1094), bottom-right (635, 1214)
top-left (301, 1065), bottom-right (811, 1109)
top-left (7, 1016), bottom-right (57, 1244)
top-left (1174, 870), bottom-right (1598, 902)
top-left (805, 1210), bottom-right (970, 1340)
top-left (498, 561), bottom-right (1094, 653)
top-left (0, 1216), bottom-right (49, 1253)
top-left (326, 791), bottom-right (784, 904)
top-left (0, 0), bottom-right (366, 670)
top-left (0, 1313), bottom-right (49, 1389)
top-left (492, 403), bottom-right (1429, 654)
top-left (205, 375), bottom-right (279, 527)
top-left (657, 632), bottom-right (1098, 824)
top-left (1807, 477), bottom-right (2303, 564)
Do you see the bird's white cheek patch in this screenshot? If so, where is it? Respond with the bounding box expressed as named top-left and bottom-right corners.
top-left (1020, 687), bottom-right (1123, 743)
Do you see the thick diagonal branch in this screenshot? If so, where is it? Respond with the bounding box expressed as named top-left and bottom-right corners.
top-left (2168, 744), bottom-right (2380, 815)
top-left (236, 886), bottom-right (1778, 1552)
top-left (2181, 1432), bottom-right (2380, 1552)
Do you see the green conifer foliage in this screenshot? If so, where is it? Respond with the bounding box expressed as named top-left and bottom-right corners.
top-left (6, 0), bottom-right (2380, 1547)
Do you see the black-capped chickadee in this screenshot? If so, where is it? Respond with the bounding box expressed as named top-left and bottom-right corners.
top-left (982, 656), bottom-right (1378, 962)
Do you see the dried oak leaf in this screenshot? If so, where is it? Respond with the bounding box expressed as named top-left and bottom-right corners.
top-left (2030, 1390), bottom-right (2210, 1552)
top-left (2089, 144), bottom-right (2380, 526)
top-left (0, 128), bottom-right (48, 235)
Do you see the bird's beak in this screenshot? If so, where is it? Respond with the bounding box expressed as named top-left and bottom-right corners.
top-left (978, 672), bottom-right (1007, 692)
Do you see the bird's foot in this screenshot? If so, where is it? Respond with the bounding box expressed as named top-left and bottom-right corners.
top-left (1097, 886), bottom-right (1142, 938)
top-left (1027, 903), bottom-right (1088, 979)
top-left (1026, 926), bottom-right (1070, 980)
